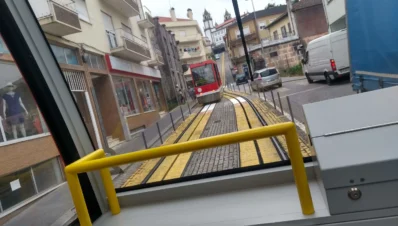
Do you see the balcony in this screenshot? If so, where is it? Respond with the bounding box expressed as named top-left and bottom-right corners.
top-left (101, 0), bottom-right (140, 17)
top-left (249, 32), bottom-right (299, 51)
top-left (148, 48), bottom-right (164, 66)
top-left (230, 32), bottom-right (257, 46)
top-left (178, 34), bottom-right (202, 43)
top-left (29, 0), bottom-right (81, 37)
top-left (108, 29), bottom-right (151, 62)
top-left (138, 7), bottom-right (155, 29)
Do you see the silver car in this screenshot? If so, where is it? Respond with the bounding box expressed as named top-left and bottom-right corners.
top-left (251, 67), bottom-right (282, 91)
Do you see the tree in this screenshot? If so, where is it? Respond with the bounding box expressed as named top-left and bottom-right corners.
top-left (265, 3), bottom-right (275, 9)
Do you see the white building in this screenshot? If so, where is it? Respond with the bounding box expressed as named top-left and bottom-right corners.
top-left (322, 0), bottom-right (346, 32)
top-left (210, 10), bottom-right (235, 52)
top-left (203, 9), bottom-right (215, 45)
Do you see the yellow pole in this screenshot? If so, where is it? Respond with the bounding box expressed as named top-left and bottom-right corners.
top-left (66, 123), bottom-right (292, 174)
top-left (99, 151), bottom-right (121, 215)
top-left (65, 172), bottom-right (92, 226)
top-left (285, 127), bottom-right (314, 215)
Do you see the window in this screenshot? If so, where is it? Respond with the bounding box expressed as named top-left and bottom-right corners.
top-left (113, 77), bottom-right (140, 116)
top-left (235, 30), bottom-right (241, 39)
top-left (243, 26), bottom-right (250, 35)
top-left (86, 53), bottom-right (106, 70)
top-left (270, 51), bottom-right (278, 57)
top-left (102, 12), bottom-right (117, 48)
top-left (288, 23), bottom-right (292, 34)
top-left (50, 45), bottom-right (78, 65)
top-left (0, 36), bottom-right (9, 54)
top-left (260, 69), bottom-right (278, 77)
top-left (75, 0), bottom-right (89, 22)
top-left (191, 64), bottom-right (215, 86)
top-left (273, 31), bottom-right (279, 40)
top-left (136, 80), bottom-right (154, 112)
top-left (281, 26), bottom-right (287, 38)
top-left (259, 22), bottom-right (266, 30)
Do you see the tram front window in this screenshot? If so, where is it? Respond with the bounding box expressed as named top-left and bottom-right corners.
top-left (192, 64), bottom-right (215, 86)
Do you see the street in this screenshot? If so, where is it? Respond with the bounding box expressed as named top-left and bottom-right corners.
top-left (221, 53), bottom-right (356, 124)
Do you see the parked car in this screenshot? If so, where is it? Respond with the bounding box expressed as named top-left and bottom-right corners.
top-left (251, 67), bottom-right (282, 91)
top-left (302, 29), bottom-right (350, 85)
top-left (214, 54), bottom-right (220, 60)
top-left (236, 73), bottom-right (248, 85)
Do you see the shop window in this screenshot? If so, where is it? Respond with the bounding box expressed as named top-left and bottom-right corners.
top-left (113, 77), bottom-right (140, 116)
top-left (50, 45), bottom-right (79, 65)
top-left (136, 80), bottom-right (154, 112)
top-left (0, 167), bottom-right (36, 212)
top-left (0, 63), bottom-right (49, 143)
top-left (0, 157), bottom-right (63, 213)
top-left (86, 53), bottom-right (106, 70)
top-left (32, 158), bottom-right (64, 193)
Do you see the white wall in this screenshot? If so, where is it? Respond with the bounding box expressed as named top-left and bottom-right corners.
top-left (211, 28), bottom-right (226, 46)
top-left (323, 0), bottom-right (346, 25)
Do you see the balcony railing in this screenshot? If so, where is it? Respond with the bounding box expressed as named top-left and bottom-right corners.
top-left (230, 32), bottom-right (257, 46)
top-left (138, 6), bottom-right (155, 28)
top-left (101, 0), bottom-right (139, 17)
top-left (28, 0), bottom-right (81, 36)
top-left (248, 32), bottom-right (298, 51)
top-left (108, 29), bottom-right (151, 61)
top-left (178, 34), bottom-right (202, 43)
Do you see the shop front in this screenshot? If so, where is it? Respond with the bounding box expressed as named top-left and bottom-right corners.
top-left (105, 55), bottom-right (165, 139)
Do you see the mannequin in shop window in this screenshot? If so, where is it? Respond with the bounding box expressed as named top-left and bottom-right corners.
top-left (2, 83), bottom-right (28, 139)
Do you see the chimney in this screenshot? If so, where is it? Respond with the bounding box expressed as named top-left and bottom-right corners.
top-left (170, 7), bottom-right (176, 22)
top-left (187, 8), bottom-right (193, 20)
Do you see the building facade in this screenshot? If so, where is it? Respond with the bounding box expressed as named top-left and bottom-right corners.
top-left (293, 0), bottom-right (329, 44)
top-left (322, 0), bottom-right (346, 32)
top-left (0, 0), bottom-right (167, 217)
top-left (203, 9), bottom-right (215, 46)
top-left (226, 5), bottom-right (287, 73)
top-left (211, 10), bottom-right (235, 53)
top-left (158, 8), bottom-right (207, 87)
top-left (152, 17), bottom-right (185, 107)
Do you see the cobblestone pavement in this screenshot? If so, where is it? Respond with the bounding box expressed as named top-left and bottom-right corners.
top-left (183, 98), bottom-right (240, 176)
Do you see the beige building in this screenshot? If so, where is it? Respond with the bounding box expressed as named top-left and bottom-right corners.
top-left (226, 6), bottom-right (286, 73)
top-left (158, 8), bottom-right (207, 87)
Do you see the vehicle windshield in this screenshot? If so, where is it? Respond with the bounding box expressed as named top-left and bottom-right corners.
top-left (260, 69), bottom-right (278, 77)
top-left (236, 74), bottom-right (245, 79)
top-left (192, 64), bottom-right (215, 86)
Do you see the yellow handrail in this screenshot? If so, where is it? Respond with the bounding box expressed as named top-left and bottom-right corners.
top-left (65, 122), bottom-right (314, 226)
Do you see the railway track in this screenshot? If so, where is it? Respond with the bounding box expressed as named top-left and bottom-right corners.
top-left (119, 93), bottom-right (311, 191)
top-left (224, 92), bottom-right (289, 163)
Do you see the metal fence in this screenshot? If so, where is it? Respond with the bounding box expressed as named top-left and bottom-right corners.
top-left (113, 100), bottom-right (197, 156)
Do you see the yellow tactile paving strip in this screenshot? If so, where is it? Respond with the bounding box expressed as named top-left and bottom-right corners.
top-left (163, 104), bottom-right (215, 180)
top-left (226, 91), bottom-right (311, 158)
top-left (235, 97), bottom-right (281, 163)
top-left (122, 105), bottom-right (209, 187)
top-left (225, 96), bottom-right (259, 167)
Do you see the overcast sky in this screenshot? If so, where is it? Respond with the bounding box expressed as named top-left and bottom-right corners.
top-left (142, 0), bottom-right (287, 33)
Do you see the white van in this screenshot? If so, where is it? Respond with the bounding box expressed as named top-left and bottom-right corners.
top-left (302, 29), bottom-right (350, 85)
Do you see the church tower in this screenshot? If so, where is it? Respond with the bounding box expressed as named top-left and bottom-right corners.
top-left (224, 9), bottom-right (231, 21)
top-left (203, 9), bottom-right (215, 44)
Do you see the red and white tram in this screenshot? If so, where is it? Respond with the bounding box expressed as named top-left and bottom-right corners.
top-left (190, 60), bottom-right (223, 104)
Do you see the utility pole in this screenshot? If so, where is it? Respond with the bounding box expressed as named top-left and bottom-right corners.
top-left (247, 0), bottom-right (265, 59)
top-left (232, 0), bottom-right (253, 81)
top-left (286, 0), bottom-right (298, 36)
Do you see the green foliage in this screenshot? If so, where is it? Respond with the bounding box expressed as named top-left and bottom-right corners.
top-left (207, 52), bottom-right (215, 61)
top-left (280, 64), bottom-right (303, 77)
